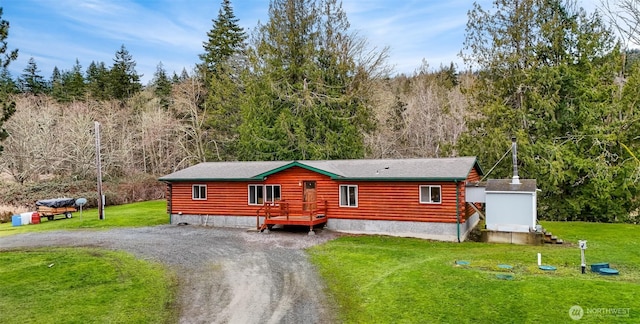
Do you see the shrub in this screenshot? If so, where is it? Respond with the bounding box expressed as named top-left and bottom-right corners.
top-left (0, 174), bottom-right (166, 209)
top-left (0, 211), bottom-right (13, 223)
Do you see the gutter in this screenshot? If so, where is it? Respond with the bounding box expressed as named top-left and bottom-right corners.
top-left (160, 176), bottom-right (470, 182)
top-left (157, 178), bottom-right (261, 182)
top-left (329, 177), bottom-right (469, 182)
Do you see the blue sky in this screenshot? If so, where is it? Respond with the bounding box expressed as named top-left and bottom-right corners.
top-left (3, 0), bottom-right (598, 84)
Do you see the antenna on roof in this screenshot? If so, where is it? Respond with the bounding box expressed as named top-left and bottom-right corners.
top-left (477, 136), bottom-right (523, 184)
top-left (511, 136), bottom-right (520, 185)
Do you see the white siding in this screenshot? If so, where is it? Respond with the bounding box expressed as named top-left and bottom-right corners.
top-left (465, 186), bottom-right (486, 203)
top-left (485, 192), bottom-right (536, 233)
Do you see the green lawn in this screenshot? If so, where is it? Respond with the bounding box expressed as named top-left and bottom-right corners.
top-left (0, 248), bottom-right (177, 323)
top-left (2, 200), bottom-right (639, 323)
top-left (0, 200), bottom-right (169, 237)
top-left (308, 221), bottom-right (640, 323)
top-left (0, 200), bottom-right (176, 323)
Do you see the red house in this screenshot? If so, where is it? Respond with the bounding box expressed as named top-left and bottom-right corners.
top-left (159, 157), bottom-right (483, 241)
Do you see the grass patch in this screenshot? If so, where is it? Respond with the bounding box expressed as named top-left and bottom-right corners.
top-left (308, 222), bottom-right (640, 323)
top-left (0, 247), bottom-right (177, 323)
top-left (0, 200), bottom-right (168, 237)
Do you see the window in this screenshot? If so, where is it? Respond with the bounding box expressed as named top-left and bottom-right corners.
top-left (265, 185), bottom-right (281, 203)
top-left (192, 184), bottom-right (207, 200)
top-left (339, 185), bottom-right (358, 207)
top-left (420, 185), bottom-right (441, 204)
top-left (249, 184), bottom-right (281, 205)
top-left (249, 185), bottom-right (263, 205)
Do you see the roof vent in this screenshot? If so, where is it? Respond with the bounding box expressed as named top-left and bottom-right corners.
top-left (511, 136), bottom-right (520, 185)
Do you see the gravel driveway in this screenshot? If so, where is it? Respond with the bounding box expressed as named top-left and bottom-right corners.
top-left (0, 225), bottom-right (342, 323)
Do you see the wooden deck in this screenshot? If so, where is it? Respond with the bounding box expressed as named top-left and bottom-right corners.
top-left (257, 200), bottom-right (328, 233)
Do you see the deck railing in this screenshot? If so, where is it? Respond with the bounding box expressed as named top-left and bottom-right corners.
top-left (256, 200), bottom-right (328, 230)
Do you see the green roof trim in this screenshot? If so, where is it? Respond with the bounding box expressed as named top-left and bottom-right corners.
top-left (470, 158), bottom-right (484, 176)
top-left (331, 177), bottom-right (470, 181)
top-left (254, 161), bottom-right (344, 179)
top-left (159, 178), bottom-right (259, 182)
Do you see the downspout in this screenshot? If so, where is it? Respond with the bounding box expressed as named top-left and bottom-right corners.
top-left (168, 182), bottom-right (173, 224)
top-left (456, 180), bottom-right (460, 243)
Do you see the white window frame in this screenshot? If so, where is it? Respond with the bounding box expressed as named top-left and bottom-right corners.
top-left (420, 185), bottom-right (442, 204)
top-left (248, 184), bottom-right (281, 205)
top-left (192, 184), bottom-right (207, 200)
top-left (264, 184), bottom-right (281, 204)
top-left (248, 184), bottom-right (263, 205)
top-left (339, 185), bottom-right (358, 207)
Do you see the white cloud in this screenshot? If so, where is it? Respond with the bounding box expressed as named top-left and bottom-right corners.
top-left (2, 0), bottom-right (607, 83)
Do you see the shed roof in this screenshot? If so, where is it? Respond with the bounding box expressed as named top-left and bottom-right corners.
top-left (486, 179), bottom-right (537, 193)
top-left (159, 157), bottom-right (482, 182)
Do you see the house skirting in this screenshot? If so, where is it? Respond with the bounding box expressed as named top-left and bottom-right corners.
top-left (326, 213), bottom-right (480, 242)
top-left (480, 230), bottom-right (544, 245)
top-left (171, 214), bottom-right (262, 228)
top-left (170, 213), bottom-right (480, 242)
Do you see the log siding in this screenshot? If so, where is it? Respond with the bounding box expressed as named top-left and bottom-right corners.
top-left (168, 165), bottom-right (480, 224)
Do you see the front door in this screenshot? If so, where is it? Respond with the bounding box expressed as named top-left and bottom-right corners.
top-left (303, 181), bottom-right (317, 211)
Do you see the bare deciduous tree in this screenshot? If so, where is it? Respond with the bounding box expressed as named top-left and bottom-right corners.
top-left (601, 0), bottom-right (640, 48)
top-left (364, 66), bottom-right (471, 159)
top-left (1, 96), bottom-right (63, 183)
top-left (0, 89), bottom-right (193, 183)
top-left (171, 77), bottom-right (213, 164)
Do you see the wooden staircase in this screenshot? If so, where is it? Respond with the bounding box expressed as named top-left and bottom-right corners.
top-left (542, 230), bottom-right (564, 244)
top-left (256, 200), bottom-right (328, 235)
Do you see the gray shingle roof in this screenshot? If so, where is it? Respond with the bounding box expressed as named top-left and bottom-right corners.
top-left (486, 179), bottom-right (537, 192)
top-left (159, 157), bottom-right (481, 182)
top-left (159, 161), bottom-right (290, 181)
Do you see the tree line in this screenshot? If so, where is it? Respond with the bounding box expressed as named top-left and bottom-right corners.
top-left (0, 0), bottom-right (638, 222)
top-left (1, 45), bottom-right (186, 103)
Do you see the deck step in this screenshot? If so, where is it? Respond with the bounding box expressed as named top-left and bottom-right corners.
top-left (539, 227), bottom-right (563, 245)
top-left (541, 231), bottom-right (564, 244)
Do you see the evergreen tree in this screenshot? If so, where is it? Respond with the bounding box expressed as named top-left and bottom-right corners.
top-left (624, 48), bottom-right (640, 74)
top-left (108, 45), bottom-right (141, 100)
top-left (171, 71), bottom-right (181, 84)
top-left (86, 61), bottom-right (109, 100)
top-left (197, 0), bottom-right (247, 83)
top-left (151, 62), bottom-right (172, 108)
top-left (204, 61), bottom-right (244, 160)
top-left (611, 61), bottom-right (640, 217)
top-left (199, 0), bottom-right (247, 160)
top-left (179, 68), bottom-right (190, 82)
top-left (0, 7), bottom-right (18, 154)
top-left (50, 66), bottom-right (65, 101)
top-left (458, 0), bottom-right (633, 221)
top-left (52, 59), bottom-right (86, 102)
top-left (0, 67), bottom-right (18, 94)
top-left (19, 57), bottom-right (46, 94)
top-left (238, 0), bottom-right (381, 161)
top-left (64, 59), bottom-right (86, 100)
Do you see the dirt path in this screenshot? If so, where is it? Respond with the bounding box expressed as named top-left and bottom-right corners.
top-left (0, 225), bottom-right (341, 323)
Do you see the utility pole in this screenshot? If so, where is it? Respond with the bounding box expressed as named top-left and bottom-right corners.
top-left (95, 121), bottom-right (104, 220)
